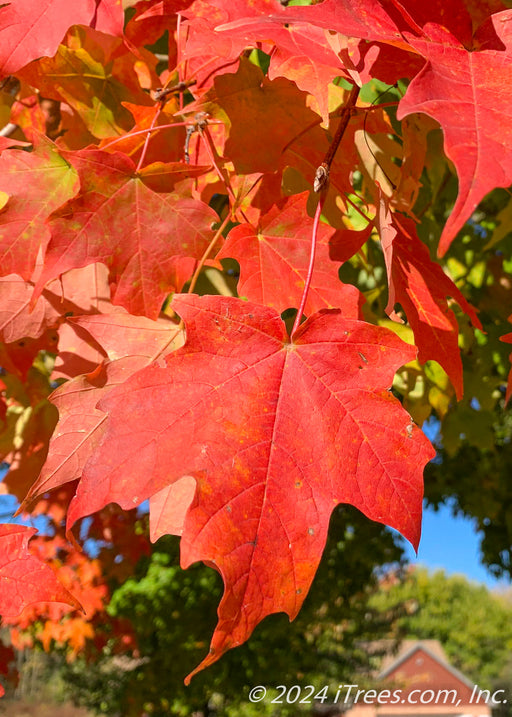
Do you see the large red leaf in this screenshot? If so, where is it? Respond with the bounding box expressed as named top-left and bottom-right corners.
top-left (61, 294), bottom-right (434, 678)
top-left (0, 138), bottom-right (79, 280)
top-left (196, 5), bottom-right (348, 120)
top-left (0, 525), bottom-right (81, 619)
top-left (375, 192), bottom-right (481, 398)
top-left (218, 0), bottom-right (475, 48)
top-left (0, 0), bottom-right (124, 76)
top-left (34, 149), bottom-right (218, 318)
top-left (216, 0), bottom-right (406, 48)
top-left (398, 12), bottom-right (512, 254)
top-left (218, 193), bottom-right (363, 316)
top-left (212, 1), bottom-right (426, 92)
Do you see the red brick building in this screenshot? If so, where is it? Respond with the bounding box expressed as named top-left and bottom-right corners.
top-left (342, 641), bottom-right (492, 717)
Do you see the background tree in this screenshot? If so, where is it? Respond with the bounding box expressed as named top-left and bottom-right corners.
top-left (56, 508), bottom-right (406, 716)
top-left (370, 567), bottom-right (512, 687)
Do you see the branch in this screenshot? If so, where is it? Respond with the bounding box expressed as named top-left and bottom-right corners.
top-left (314, 84), bottom-right (360, 193)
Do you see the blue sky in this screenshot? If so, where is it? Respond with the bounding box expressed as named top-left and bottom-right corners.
top-left (397, 502), bottom-right (508, 589)
top-left (399, 418), bottom-right (510, 589)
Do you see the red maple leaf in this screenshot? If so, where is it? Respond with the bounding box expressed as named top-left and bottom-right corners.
top-left (398, 12), bottom-right (512, 254)
top-left (24, 314), bottom-right (182, 505)
top-left (59, 294), bottom-right (434, 678)
top-left (18, 26), bottom-right (153, 141)
top-left (218, 192), bottom-right (363, 316)
top-left (375, 191), bottom-right (482, 398)
top-left (216, 0), bottom-right (407, 48)
top-left (0, 0), bottom-right (124, 76)
top-left (0, 138), bottom-right (79, 280)
top-left (193, 58), bottom-right (322, 174)
top-left (34, 148), bottom-right (218, 318)
top-left (0, 524), bottom-right (82, 619)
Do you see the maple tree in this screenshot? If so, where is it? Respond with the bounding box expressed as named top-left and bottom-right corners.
top-left (1, 0), bottom-right (512, 694)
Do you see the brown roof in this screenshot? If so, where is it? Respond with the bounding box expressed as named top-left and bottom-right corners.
top-left (378, 639), bottom-right (449, 674)
top-left (377, 639), bottom-right (476, 691)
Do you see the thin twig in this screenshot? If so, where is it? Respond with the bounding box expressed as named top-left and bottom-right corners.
top-left (0, 123), bottom-right (18, 137)
top-left (314, 84), bottom-right (360, 192)
top-left (99, 120), bottom-right (222, 151)
top-left (152, 79), bottom-right (196, 102)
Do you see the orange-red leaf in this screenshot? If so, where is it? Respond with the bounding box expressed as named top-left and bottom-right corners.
top-left (18, 27), bottom-right (152, 140)
top-left (0, 525), bottom-right (81, 619)
top-left (217, 0), bottom-right (405, 48)
top-left (35, 149), bottom-right (217, 318)
top-left (218, 192), bottom-right (363, 316)
top-left (0, 0), bottom-right (124, 76)
top-left (194, 59), bottom-right (321, 174)
top-left (375, 192), bottom-right (481, 398)
top-left (398, 13), bottom-right (512, 254)
top-left (0, 138), bottom-right (79, 280)
top-left (61, 294), bottom-right (434, 678)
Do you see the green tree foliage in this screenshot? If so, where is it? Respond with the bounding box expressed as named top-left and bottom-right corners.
top-left (59, 507), bottom-right (405, 716)
top-left (370, 567), bottom-right (512, 686)
top-left (426, 406), bottom-right (512, 578)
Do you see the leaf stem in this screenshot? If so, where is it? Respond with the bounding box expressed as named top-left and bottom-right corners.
top-left (290, 85), bottom-right (361, 338)
top-left (291, 193), bottom-right (325, 339)
top-left (187, 212), bottom-right (232, 296)
top-left (135, 107), bottom-right (162, 173)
